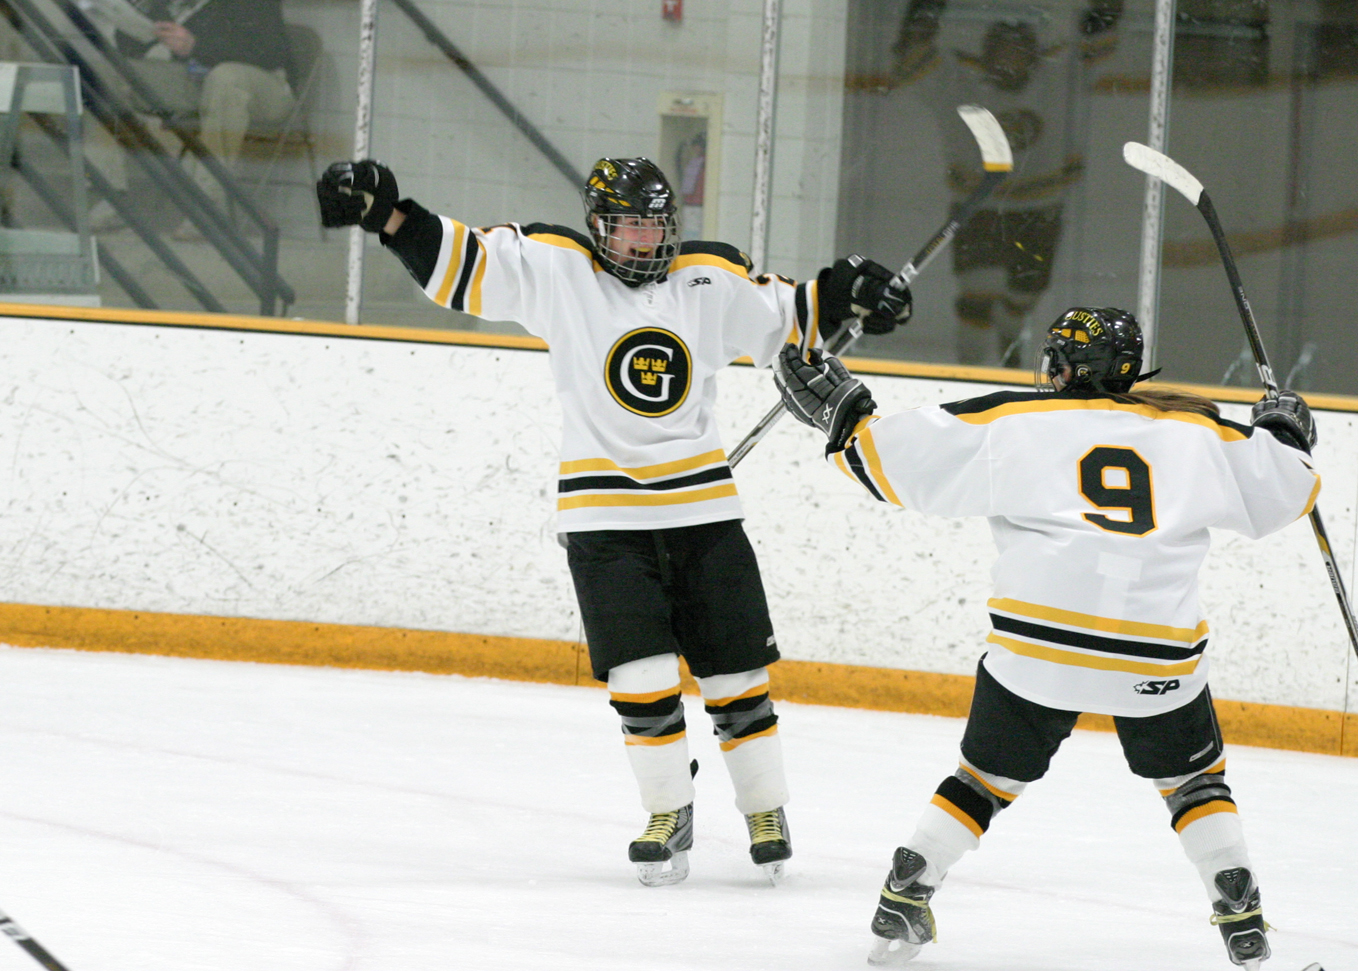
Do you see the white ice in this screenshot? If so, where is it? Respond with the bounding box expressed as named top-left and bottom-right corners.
top-left (0, 645), bottom-right (1354, 971)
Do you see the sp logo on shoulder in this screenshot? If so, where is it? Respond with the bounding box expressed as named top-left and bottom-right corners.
top-left (605, 327), bottom-right (693, 417)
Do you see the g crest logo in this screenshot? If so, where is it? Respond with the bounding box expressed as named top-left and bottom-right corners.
top-left (605, 328), bottom-right (693, 417)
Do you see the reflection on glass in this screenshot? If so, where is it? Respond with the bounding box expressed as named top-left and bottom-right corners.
top-left (887, 1), bottom-right (1119, 367)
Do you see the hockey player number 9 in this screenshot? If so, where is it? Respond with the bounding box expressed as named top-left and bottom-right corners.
top-left (1078, 446), bottom-right (1157, 536)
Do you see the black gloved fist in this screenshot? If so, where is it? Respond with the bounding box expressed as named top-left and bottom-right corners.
top-left (775, 343), bottom-right (876, 453)
top-left (1251, 390), bottom-right (1317, 453)
top-left (819, 255), bottom-right (913, 335)
top-left (317, 159), bottom-right (399, 233)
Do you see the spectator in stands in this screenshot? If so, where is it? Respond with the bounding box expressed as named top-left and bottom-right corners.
top-left (89, 0), bottom-right (296, 238)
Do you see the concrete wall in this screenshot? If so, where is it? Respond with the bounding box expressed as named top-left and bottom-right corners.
top-left (2, 310), bottom-right (1354, 717)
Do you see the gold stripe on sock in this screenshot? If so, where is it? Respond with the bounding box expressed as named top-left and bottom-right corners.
top-left (930, 793), bottom-right (984, 838)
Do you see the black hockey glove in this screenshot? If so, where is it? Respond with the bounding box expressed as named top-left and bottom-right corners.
top-left (775, 343), bottom-right (876, 453)
top-left (317, 160), bottom-right (399, 232)
top-left (818, 255), bottom-right (913, 335)
top-left (1251, 390), bottom-right (1317, 453)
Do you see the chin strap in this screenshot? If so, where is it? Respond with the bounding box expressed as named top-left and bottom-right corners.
top-left (1136, 367), bottom-right (1163, 382)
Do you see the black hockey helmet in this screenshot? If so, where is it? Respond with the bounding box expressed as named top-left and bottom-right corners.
top-left (1035, 307), bottom-right (1145, 393)
top-left (582, 157), bottom-right (680, 287)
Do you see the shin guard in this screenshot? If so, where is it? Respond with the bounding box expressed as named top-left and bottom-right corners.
top-left (609, 655), bottom-right (694, 812)
top-left (697, 668), bottom-right (789, 814)
top-left (906, 761), bottom-right (1026, 885)
top-left (1158, 762), bottom-right (1253, 900)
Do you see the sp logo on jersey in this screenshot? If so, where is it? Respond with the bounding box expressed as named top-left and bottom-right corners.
top-left (1133, 679), bottom-right (1180, 695)
top-left (605, 328), bottom-right (693, 417)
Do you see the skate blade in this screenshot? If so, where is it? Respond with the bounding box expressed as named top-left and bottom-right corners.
top-left (636, 850), bottom-right (689, 887)
top-left (760, 860), bottom-right (786, 886)
top-left (867, 935), bottom-right (921, 967)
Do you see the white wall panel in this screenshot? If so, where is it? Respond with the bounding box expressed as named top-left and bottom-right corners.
top-left (2, 315), bottom-right (1353, 713)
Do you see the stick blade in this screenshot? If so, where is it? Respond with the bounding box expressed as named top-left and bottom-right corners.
top-left (1123, 141), bottom-right (1203, 205)
top-left (957, 105), bottom-right (1013, 172)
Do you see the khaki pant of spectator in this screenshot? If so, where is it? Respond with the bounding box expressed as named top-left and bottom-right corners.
top-left (88, 59), bottom-right (295, 205)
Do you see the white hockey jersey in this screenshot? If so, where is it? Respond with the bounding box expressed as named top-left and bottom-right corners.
top-left (385, 207), bottom-right (822, 532)
top-left (832, 390), bottom-right (1321, 716)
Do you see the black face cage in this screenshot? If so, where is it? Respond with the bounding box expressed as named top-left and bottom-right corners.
top-left (587, 210), bottom-right (681, 287)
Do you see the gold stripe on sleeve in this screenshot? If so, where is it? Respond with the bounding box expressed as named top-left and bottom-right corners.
top-left (557, 483), bottom-right (739, 511)
top-left (559, 449), bottom-right (727, 479)
top-left (832, 448), bottom-right (854, 482)
top-left (856, 423), bottom-right (903, 506)
top-left (467, 235), bottom-right (488, 316)
top-left (435, 219), bottom-right (467, 306)
top-left (807, 280), bottom-right (821, 349)
top-left (1300, 472), bottom-right (1322, 518)
top-left (988, 597), bottom-right (1209, 644)
top-left (986, 632), bottom-right (1204, 676)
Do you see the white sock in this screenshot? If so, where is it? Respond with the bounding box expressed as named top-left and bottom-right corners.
top-left (609, 655), bottom-right (694, 813)
top-left (905, 801), bottom-right (981, 887)
top-left (624, 735), bottom-right (695, 813)
top-left (720, 732), bottom-right (789, 815)
top-left (697, 668), bottom-right (789, 815)
top-left (1177, 808), bottom-right (1252, 901)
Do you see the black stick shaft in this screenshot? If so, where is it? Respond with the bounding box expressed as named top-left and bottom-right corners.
top-left (0, 911), bottom-right (74, 971)
top-left (727, 169), bottom-right (1009, 468)
top-left (1196, 193), bottom-right (1279, 396)
top-left (1195, 191), bottom-right (1358, 659)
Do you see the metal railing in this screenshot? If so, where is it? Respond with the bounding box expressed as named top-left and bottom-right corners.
top-left (386, 0), bottom-right (584, 189)
top-left (3, 0), bottom-right (296, 315)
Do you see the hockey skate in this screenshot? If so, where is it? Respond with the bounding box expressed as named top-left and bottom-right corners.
top-left (744, 807), bottom-right (792, 884)
top-left (867, 848), bottom-right (937, 967)
top-left (1210, 868), bottom-right (1271, 969)
top-left (628, 803), bottom-right (693, 887)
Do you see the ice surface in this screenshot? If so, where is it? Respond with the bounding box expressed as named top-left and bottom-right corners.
top-left (0, 646), bottom-right (1353, 971)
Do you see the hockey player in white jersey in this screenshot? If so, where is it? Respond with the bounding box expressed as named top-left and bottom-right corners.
top-left (775, 307), bottom-right (1319, 968)
top-left (316, 156), bottom-right (911, 886)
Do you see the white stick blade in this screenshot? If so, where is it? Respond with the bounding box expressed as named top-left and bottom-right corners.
top-left (1123, 141), bottom-right (1203, 205)
top-left (957, 105), bottom-right (1013, 172)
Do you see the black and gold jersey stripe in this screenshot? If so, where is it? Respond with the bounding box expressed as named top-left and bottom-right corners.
top-left (832, 417), bottom-right (899, 506)
top-left (987, 597), bottom-right (1209, 676)
top-left (941, 390), bottom-right (1254, 441)
top-left (557, 449), bottom-right (737, 512)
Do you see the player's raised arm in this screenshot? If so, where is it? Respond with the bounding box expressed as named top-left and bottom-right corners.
top-left (774, 344), bottom-right (994, 515)
top-left (317, 159), bottom-right (437, 285)
top-left (319, 159), bottom-right (587, 337)
top-left (730, 254), bottom-right (913, 370)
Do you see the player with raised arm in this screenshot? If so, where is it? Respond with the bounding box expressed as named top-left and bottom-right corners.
top-left (316, 157), bottom-right (911, 886)
top-left (775, 307), bottom-right (1319, 968)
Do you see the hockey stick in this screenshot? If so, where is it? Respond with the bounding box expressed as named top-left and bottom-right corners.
top-left (0, 908), bottom-right (74, 971)
top-left (728, 104), bottom-right (1014, 468)
top-left (1123, 142), bottom-right (1358, 661)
